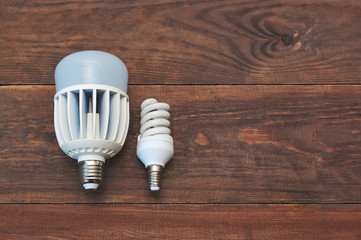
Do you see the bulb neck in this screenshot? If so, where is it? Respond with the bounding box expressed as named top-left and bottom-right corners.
top-left (147, 165), bottom-right (163, 191)
top-left (79, 160), bottom-right (104, 190)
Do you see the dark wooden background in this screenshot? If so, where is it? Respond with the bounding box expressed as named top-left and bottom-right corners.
top-left (1, 0), bottom-right (361, 239)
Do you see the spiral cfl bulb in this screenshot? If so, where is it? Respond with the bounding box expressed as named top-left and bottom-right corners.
top-left (136, 98), bottom-right (174, 191)
top-left (54, 51), bottom-right (129, 190)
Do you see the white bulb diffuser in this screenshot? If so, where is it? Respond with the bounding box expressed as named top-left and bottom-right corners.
top-left (136, 98), bottom-right (174, 191)
top-left (54, 50), bottom-right (130, 190)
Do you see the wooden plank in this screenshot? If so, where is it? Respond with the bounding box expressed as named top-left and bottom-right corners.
top-left (1, 0), bottom-right (361, 85)
top-left (1, 85), bottom-right (361, 203)
top-left (0, 204), bottom-right (360, 239)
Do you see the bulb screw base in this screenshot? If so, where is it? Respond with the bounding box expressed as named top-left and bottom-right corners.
top-left (79, 160), bottom-right (104, 190)
top-left (147, 165), bottom-right (163, 191)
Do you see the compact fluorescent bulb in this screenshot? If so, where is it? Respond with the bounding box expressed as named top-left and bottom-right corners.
top-left (136, 98), bottom-right (174, 191)
top-left (54, 50), bottom-right (129, 190)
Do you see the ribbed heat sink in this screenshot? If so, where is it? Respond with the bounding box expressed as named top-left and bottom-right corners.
top-left (54, 87), bottom-right (129, 159)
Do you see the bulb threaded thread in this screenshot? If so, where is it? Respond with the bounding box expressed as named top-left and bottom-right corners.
top-left (79, 160), bottom-right (104, 190)
top-left (147, 165), bottom-right (163, 191)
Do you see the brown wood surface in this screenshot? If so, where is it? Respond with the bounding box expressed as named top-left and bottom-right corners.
top-left (1, 85), bottom-right (361, 204)
top-left (1, 0), bottom-right (361, 238)
top-left (1, 0), bottom-right (361, 85)
top-left (1, 204), bottom-right (361, 240)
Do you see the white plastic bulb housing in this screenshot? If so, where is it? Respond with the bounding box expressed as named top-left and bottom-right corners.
top-left (54, 50), bottom-right (130, 190)
top-left (137, 98), bottom-right (174, 191)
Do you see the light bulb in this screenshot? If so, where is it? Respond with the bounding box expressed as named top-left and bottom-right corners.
top-left (54, 50), bottom-right (129, 190)
top-left (136, 98), bottom-right (174, 191)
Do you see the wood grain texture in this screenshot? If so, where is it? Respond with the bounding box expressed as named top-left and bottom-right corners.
top-left (1, 85), bottom-right (361, 203)
top-left (0, 204), bottom-right (360, 240)
top-left (1, 0), bottom-right (361, 85)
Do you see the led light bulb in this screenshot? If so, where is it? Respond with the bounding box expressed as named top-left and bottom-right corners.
top-left (136, 98), bottom-right (174, 191)
top-left (54, 50), bottom-right (129, 190)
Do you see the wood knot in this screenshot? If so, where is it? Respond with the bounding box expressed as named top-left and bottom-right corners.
top-left (281, 35), bottom-right (293, 45)
top-left (195, 133), bottom-right (210, 146)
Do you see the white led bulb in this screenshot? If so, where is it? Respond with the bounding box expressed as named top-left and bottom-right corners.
top-left (54, 51), bottom-right (129, 190)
